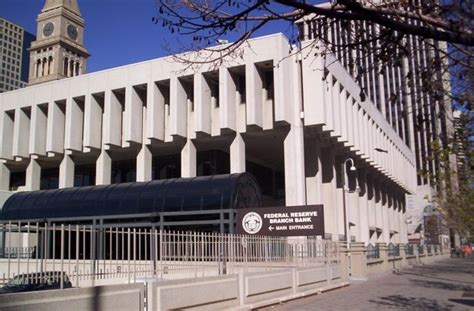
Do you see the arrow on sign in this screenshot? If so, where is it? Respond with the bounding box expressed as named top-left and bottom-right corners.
top-left (269, 226), bottom-right (274, 231)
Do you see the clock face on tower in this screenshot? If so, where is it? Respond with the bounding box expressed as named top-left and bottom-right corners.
top-left (43, 22), bottom-right (54, 37)
top-left (67, 24), bottom-right (78, 40)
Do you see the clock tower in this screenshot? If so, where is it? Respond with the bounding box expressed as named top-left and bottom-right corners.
top-left (28, 0), bottom-right (89, 85)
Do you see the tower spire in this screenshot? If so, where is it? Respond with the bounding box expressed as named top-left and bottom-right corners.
top-left (42, 0), bottom-right (81, 15)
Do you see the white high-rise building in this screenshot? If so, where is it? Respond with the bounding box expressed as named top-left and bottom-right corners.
top-left (0, 18), bottom-right (35, 93)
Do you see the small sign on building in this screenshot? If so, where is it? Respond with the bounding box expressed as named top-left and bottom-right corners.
top-left (236, 205), bottom-right (324, 236)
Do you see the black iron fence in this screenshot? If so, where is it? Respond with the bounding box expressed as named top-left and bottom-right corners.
top-left (387, 243), bottom-right (400, 257)
top-left (366, 244), bottom-right (380, 259)
top-left (418, 244), bottom-right (424, 255)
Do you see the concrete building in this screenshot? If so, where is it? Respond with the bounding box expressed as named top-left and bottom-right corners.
top-left (297, 6), bottom-right (453, 245)
top-left (0, 0), bottom-right (419, 245)
top-left (0, 18), bottom-right (35, 93)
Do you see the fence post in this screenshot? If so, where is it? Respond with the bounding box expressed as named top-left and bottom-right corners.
top-left (339, 241), bottom-right (349, 282)
top-left (377, 243), bottom-right (388, 272)
top-left (348, 242), bottom-right (367, 280)
top-left (399, 244), bottom-right (407, 268)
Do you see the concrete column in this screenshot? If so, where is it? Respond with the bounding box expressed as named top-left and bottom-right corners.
top-left (230, 133), bottom-right (245, 173)
top-left (0, 110), bottom-right (15, 160)
top-left (321, 148), bottom-right (338, 240)
top-left (25, 159), bottom-right (41, 191)
top-left (325, 75), bottom-right (335, 131)
top-left (348, 189), bottom-right (360, 242)
top-left (12, 108), bottom-right (30, 159)
top-left (137, 145), bottom-right (152, 182)
top-left (219, 67), bottom-right (236, 132)
top-left (339, 89), bottom-right (348, 143)
top-left (181, 139), bottom-right (196, 178)
top-left (194, 73), bottom-right (212, 136)
top-left (65, 98), bottom-right (84, 152)
top-left (103, 90), bottom-right (122, 148)
top-left (382, 190), bottom-right (391, 243)
top-left (332, 81), bottom-right (341, 137)
top-left (137, 105), bottom-right (152, 182)
top-left (246, 63), bottom-right (263, 130)
top-left (0, 162), bottom-right (10, 190)
top-left (358, 170), bottom-right (370, 245)
top-left (346, 97), bottom-right (355, 147)
top-left (29, 105), bottom-right (47, 157)
top-left (96, 150), bottom-right (111, 185)
top-left (170, 77), bottom-right (188, 138)
top-left (59, 155), bottom-right (74, 188)
top-left (46, 101), bottom-right (66, 155)
top-left (124, 86), bottom-right (143, 147)
top-left (305, 140), bottom-right (322, 205)
top-left (284, 125), bottom-right (306, 206)
top-left (302, 54), bottom-right (325, 126)
top-left (146, 81), bottom-right (165, 142)
top-left (83, 94), bottom-right (103, 151)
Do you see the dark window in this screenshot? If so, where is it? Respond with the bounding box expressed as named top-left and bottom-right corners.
top-left (9, 171), bottom-right (25, 191)
top-left (197, 150), bottom-right (229, 176)
top-left (111, 159), bottom-right (136, 183)
top-left (74, 164), bottom-right (96, 187)
top-left (152, 154), bottom-right (181, 180)
top-left (40, 168), bottom-right (59, 190)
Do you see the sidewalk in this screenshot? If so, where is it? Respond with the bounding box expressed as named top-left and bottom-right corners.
top-left (257, 258), bottom-right (474, 310)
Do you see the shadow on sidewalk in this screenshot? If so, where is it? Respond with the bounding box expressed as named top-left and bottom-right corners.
top-left (395, 259), bottom-right (474, 285)
top-left (408, 279), bottom-right (474, 291)
top-left (448, 299), bottom-right (474, 307)
top-left (369, 295), bottom-right (454, 310)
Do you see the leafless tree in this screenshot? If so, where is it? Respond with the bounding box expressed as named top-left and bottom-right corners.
top-left (153, 0), bottom-right (472, 106)
top-left (153, 0), bottom-right (473, 234)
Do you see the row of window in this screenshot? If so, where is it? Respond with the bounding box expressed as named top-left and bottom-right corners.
top-left (2, 55), bottom-right (21, 67)
top-left (1, 43), bottom-right (22, 54)
top-left (0, 35), bottom-right (23, 47)
top-left (1, 71), bottom-right (21, 82)
top-left (7, 152), bottom-right (286, 206)
top-left (0, 81), bottom-right (25, 92)
top-left (2, 61), bottom-right (21, 74)
top-left (2, 47), bottom-right (21, 59)
top-left (0, 20), bottom-right (23, 33)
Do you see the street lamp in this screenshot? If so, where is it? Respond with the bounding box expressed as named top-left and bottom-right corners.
top-left (342, 158), bottom-right (356, 245)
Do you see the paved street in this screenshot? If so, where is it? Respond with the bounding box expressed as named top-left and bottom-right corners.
top-left (258, 258), bottom-right (474, 310)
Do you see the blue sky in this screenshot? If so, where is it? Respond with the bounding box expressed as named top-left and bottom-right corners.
top-left (1, 0), bottom-right (304, 73)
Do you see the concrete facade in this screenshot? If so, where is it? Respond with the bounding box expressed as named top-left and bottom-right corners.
top-left (0, 30), bottom-right (412, 244)
top-left (298, 11), bottom-right (453, 245)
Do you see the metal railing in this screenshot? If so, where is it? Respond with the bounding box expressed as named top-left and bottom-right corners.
top-left (387, 243), bottom-right (400, 257)
top-left (405, 244), bottom-right (414, 256)
top-left (418, 244), bottom-right (424, 255)
top-left (0, 222), bottom-right (341, 287)
top-left (0, 247), bottom-right (36, 259)
top-left (366, 244), bottom-right (380, 259)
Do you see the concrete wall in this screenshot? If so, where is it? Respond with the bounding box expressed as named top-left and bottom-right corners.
top-left (0, 283), bottom-right (144, 311)
top-left (148, 264), bottom-right (346, 311)
top-left (357, 243), bottom-right (450, 278)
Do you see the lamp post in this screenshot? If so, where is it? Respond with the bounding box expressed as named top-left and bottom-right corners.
top-left (342, 158), bottom-right (356, 245)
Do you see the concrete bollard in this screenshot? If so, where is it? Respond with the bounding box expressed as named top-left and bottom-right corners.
top-left (348, 242), bottom-right (367, 280)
